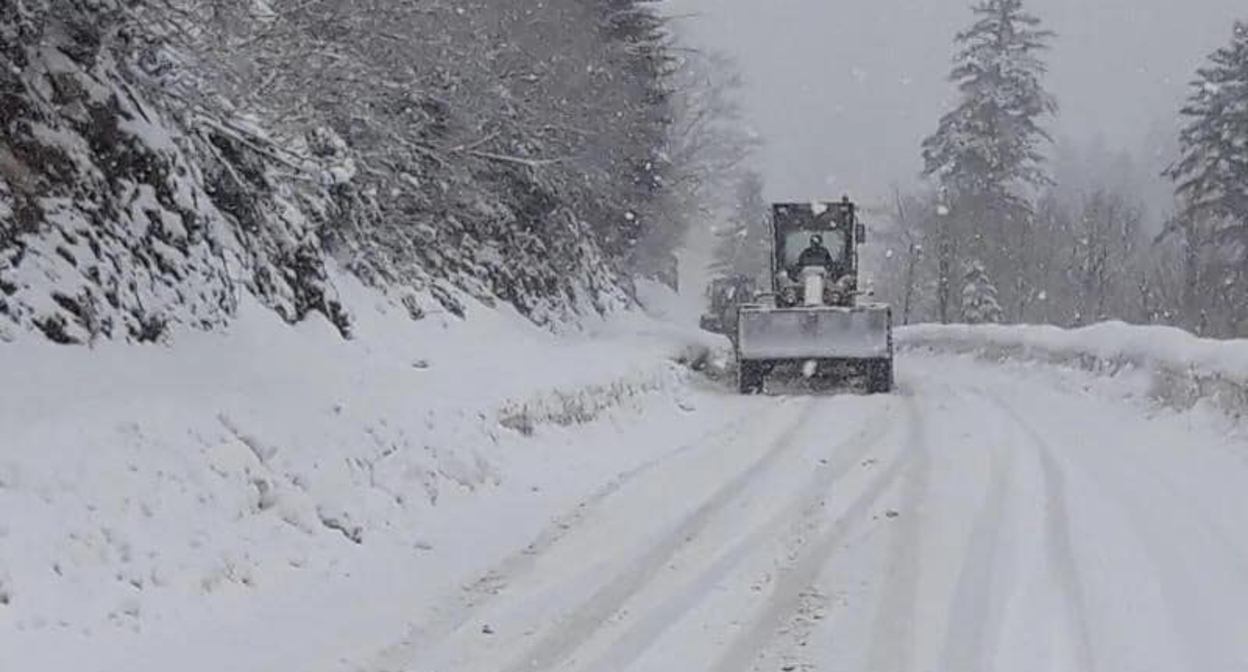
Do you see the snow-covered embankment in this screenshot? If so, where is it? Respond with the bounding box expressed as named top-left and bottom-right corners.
top-left (899, 322), bottom-right (1248, 417)
top-left (0, 278), bottom-right (728, 672)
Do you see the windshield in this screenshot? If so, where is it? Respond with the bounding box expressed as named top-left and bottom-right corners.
top-left (784, 230), bottom-right (847, 268)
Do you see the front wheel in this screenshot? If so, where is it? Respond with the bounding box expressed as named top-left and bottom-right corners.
top-left (865, 358), bottom-right (894, 394)
top-left (738, 360), bottom-right (766, 394)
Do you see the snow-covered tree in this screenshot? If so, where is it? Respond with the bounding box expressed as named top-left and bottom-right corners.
top-left (961, 261), bottom-right (1004, 324)
top-left (1169, 22), bottom-right (1248, 227)
top-left (637, 50), bottom-right (758, 287)
top-left (1165, 21), bottom-right (1248, 334)
top-left (710, 172), bottom-right (770, 281)
top-left (922, 0), bottom-right (1058, 321)
top-left (870, 187), bottom-right (937, 326)
top-left (596, 0), bottom-right (675, 256)
top-left (0, 0), bottom-right (687, 342)
top-left (1068, 189), bottom-right (1142, 325)
top-left (171, 0), bottom-right (673, 308)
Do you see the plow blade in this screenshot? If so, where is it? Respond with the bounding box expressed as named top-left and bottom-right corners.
top-left (737, 305), bottom-right (892, 361)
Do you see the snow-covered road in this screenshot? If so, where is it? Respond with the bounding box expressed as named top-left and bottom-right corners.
top-left (373, 352), bottom-right (1248, 672)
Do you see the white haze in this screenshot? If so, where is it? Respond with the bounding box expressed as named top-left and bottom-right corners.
top-left (665, 0), bottom-right (1246, 207)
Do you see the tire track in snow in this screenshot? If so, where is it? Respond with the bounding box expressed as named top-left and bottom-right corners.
top-left (1105, 445), bottom-right (1248, 586)
top-left (1000, 391), bottom-right (1238, 672)
top-left (934, 395), bottom-right (1016, 672)
top-left (708, 393), bottom-right (925, 672)
top-left (576, 398), bottom-right (901, 672)
top-left (1071, 458), bottom-right (1235, 672)
top-left (989, 396), bottom-right (1098, 672)
top-left (492, 399), bottom-right (831, 672)
top-left (372, 409), bottom-right (780, 670)
top-left (862, 386), bottom-right (936, 672)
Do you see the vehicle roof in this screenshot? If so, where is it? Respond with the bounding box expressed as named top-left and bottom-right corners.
top-left (772, 201), bottom-right (855, 233)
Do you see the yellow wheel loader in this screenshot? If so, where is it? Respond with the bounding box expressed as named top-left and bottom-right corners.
top-left (736, 198), bottom-right (894, 394)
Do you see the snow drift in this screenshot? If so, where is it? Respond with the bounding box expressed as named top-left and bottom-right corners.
top-left (899, 322), bottom-right (1248, 418)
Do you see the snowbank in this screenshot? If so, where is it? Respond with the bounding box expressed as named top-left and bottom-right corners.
top-left (0, 275), bottom-right (726, 672)
top-left (898, 322), bottom-right (1248, 417)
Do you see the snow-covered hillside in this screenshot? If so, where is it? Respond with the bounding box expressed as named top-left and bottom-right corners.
top-left (1, 3), bottom-right (349, 343)
top-left (0, 275), bottom-right (730, 672)
top-left (1, 0), bottom-right (678, 345)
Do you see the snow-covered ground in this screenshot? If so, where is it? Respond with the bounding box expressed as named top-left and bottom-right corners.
top-left (6, 309), bottom-right (1248, 672)
top-left (0, 277), bottom-right (731, 672)
top-left (901, 321), bottom-right (1248, 379)
top-left (369, 351), bottom-right (1248, 672)
top-left (900, 322), bottom-right (1248, 419)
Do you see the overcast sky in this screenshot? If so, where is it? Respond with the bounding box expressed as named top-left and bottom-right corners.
top-left (664, 0), bottom-right (1246, 205)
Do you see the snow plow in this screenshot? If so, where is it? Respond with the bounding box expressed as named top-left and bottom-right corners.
top-left (700, 275), bottom-right (758, 344)
top-left (736, 198), bottom-right (894, 394)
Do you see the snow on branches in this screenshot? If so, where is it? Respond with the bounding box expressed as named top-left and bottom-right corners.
top-left (0, 0), bottom-right (683, 342)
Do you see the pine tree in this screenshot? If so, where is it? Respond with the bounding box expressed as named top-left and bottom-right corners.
top-left (1166, 22), bottom-right (1248, 333)
top-left (962, 261), bottom-right (1004, 324)
top-left (710, 172), bottom-right (770, 281)
top-left (922, 0), bottom-right (1057, 321)
top-left (1169, 21), bottom-right (1248, 222)
top-left (599, 0), bottom-right (676, 263)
